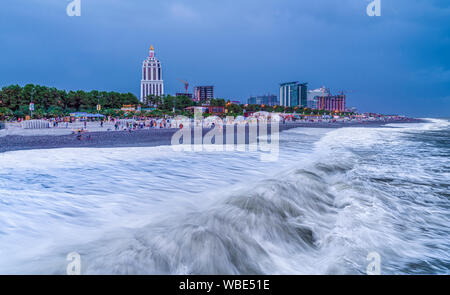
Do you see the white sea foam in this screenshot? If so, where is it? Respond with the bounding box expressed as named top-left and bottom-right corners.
top-left (0, 120), bottom-right (448, 274)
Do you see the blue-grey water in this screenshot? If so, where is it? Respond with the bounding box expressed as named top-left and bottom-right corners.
top-left (0, 118), bottom-right (448, 274)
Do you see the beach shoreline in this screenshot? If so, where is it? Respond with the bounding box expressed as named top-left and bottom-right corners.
top-left (0, 118), bottom-right (425, 154)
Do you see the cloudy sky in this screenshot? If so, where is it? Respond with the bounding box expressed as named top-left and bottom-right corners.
top-left (0, 0), bottom-right (449, 116)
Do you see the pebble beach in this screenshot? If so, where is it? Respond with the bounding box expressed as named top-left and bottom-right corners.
top-left (0, 118), bottom-right (423, 154)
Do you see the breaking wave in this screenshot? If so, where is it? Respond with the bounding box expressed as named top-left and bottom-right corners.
top-left (0, 119), bottom-right (449, 274)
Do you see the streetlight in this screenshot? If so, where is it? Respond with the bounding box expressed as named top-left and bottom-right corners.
top-left (29, 88), bottom-right (35, 119)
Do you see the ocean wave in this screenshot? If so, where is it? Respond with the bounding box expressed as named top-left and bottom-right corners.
top-left (0, 119), bottom-right (449, 274)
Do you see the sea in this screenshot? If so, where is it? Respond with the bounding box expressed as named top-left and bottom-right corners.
top-left (0, 118), bottom-right (448, 274)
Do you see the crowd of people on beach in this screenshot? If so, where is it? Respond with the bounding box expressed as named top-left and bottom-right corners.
top-left (112, 118), bottom-right (173, 131)
top-left (1, 113), bottom-right (416, 141)
top-left (70, 117), bottom-right (177, 140)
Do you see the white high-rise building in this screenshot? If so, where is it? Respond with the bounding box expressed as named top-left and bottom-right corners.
top-left (140, 45), bottom-right (164, 102)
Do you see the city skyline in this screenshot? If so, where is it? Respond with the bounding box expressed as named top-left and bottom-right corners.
top-left (1, 0), bottom-right (449, 117)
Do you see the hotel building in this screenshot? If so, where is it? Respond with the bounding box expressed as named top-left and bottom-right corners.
top-left (140, 45), bottom-right (164, 102)
top-left (317, 94), bottom-right (346, 112)
top-left (194, 86), bottom-right (214, 102)
top-left (279, 82), bottom-right (308, 107)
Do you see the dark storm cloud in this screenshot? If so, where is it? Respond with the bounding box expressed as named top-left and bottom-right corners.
top-left (0, 0), bottom-right (448, 116)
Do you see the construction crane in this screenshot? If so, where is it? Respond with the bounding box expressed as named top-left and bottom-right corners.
top-left (177, 79), bottom-right (189, 94)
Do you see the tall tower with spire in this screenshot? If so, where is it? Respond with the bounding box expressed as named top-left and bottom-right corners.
top-left (141, 45), bottom-right (164, 102)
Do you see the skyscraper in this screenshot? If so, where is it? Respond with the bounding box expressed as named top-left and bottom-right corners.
top-left (317, 94), bottom-right (346, 112)
top-left (193, 86), bottom-right (214, 102)
top-left (279, 82), bottom-right (308, 107)
top-left (140, 45), bottom-right (164, 102)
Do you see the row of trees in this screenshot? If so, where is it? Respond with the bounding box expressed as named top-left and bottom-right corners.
top-left (0, 84), bottom-right (139, 118)
top-left (0, 84), bottom-right (352, 120)
top-left (0, 84), bottom-right (228, 119)
top-left (139, 95), bottom-right (345, 117)
top-left (145, 94), bottom-right (196, 111)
